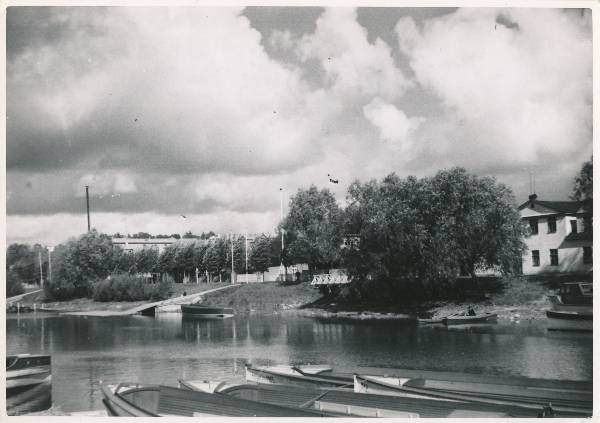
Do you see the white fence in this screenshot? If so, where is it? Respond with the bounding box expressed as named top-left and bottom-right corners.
top-left (310, 274), bottom-right (351, 286)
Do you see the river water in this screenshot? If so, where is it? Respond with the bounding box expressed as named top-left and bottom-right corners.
top-left (6, 312), bottom-right (593, 414)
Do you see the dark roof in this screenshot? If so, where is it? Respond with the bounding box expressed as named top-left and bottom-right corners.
top-left (518, 199), bottom-right (588, 214)
top-left (564, 231), bottom-right (593, 242)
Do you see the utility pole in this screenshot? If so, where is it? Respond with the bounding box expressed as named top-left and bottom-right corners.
top-left (245, 231), bottom-right (249, 284)
top-left (85, 185), bottom-right (91, 232)
top-left (38, 250), bottom-right (44, 287)
top-left (231, 234), bottom-right (235, 284)
top-left (48, 246), bottom-right (53, 285)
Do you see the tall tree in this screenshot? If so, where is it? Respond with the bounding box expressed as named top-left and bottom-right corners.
top-left (343, 168), bottom-right (526, 298)
top-left (283, 185), bottom-right (343, 271)
top-left (571, 157), bottom-right (592, 203)
top-left (47, 231), bottom-right (119, 299)
top-left (250, 235), bottom-right (271, 275)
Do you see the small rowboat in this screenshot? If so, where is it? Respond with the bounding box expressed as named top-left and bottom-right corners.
top-left (179, 379), bottom-right (539, 418)
top-left (354, 374), bottom-right (590, 417)
top-left (247, 364), bottom-right (592, 394)
top-left (181, 305), bottom-right (234, 319)
top-left (244, 364), bottom-right (353, 388)
top-left (443, 312), bottom-right (497, 325)
top-left (6, 354), bottom-right (52, 415)
top-left (100, 383), bottom-right (333, 417)
top-left (546, 310), bottom-right (592, 332)
top-left (418, 318), bottom-right (445, 325)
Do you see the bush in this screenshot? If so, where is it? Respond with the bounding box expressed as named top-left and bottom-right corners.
top-left (93, 273), bottom-right (175, 302)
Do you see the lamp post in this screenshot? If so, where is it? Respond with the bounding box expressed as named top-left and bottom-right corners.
top-left (245, 231), bottom-right (249, 284)
top-left (47, 246), bottom-right (54, 286)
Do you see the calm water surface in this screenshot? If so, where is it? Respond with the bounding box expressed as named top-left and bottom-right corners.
top-left (6, 312), bottom-right (593, 413)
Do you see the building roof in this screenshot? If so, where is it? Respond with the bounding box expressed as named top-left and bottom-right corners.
top-left (564, 231), bottom-right (593, 242)
top-left (518, 194), bottom-right (590, 214)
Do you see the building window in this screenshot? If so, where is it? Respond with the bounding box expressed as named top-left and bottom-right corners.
top-left (583, 247), bottom-right (592, 264)
top-left (570, 220), bottom-right (577, 234)
top-left (550, 249), bottom-right (559, 266)
top-left (547, 216), bottom-right (556, 233)
top-left (532, 250), bottom-right (540, 267)
top-left (529, 218), bottom-right (538, 235)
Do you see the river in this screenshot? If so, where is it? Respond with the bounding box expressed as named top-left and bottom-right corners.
top-left (6, 312), bottom-right (593, 414)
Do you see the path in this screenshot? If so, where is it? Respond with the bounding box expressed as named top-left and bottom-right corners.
top-left (7, 289), bottom-right (43, 305)
top-left (62, 284), bottom-right (240, 317)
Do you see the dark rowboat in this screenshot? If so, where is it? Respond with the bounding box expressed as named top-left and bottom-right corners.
top-left (546, 310), bottom-right (592, 332)
top-left (6, 354), bottom-right (52, 415)
top-left (181, 305), bottom-right (234, 319)
top-left (354, 374), bottom-right (591, 417)
top-left (100, 383), bottom-right (333, 417)
top-left (443, 312), bottom-right (497, 325)
top-left (179, 380), bottom-right (544, 417)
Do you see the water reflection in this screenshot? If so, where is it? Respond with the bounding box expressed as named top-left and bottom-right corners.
top-left (6, 312), bottom-right (593, 413)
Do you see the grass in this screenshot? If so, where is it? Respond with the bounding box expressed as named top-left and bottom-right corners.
top-left (200, 282), bottom-right (322, 312)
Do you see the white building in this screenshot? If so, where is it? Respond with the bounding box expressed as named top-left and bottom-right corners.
top-left (518, 194), bottom-right (592, 275)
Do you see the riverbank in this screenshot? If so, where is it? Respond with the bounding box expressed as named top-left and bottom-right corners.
top-left (12, 283), bottom-right (234, 313)
top-left (10, 278), bottom-right (557, 321)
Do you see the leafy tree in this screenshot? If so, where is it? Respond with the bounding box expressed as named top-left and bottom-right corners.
top-left (7, 268), bottom-right (25, 296)
top-left (175, 242), bottom-right (197, 280)
top-left (200, 231), bottom-right (216, 240)
top-left (46, 231), bottom-right (119, 300)
top-left (134, 248), bottom-right (160, 274)
top-left (571, 157), bottom-right (593, 201)
top-left (283, 185), bottom-right (343, 271)
top-left (7, 244), bottom-right (36, 285)
top-left (250, 235), bottom-right (271, 275)
top-left (203, 244), bottom-right (222, 282)
top-left (158, 245), bottom-right (179, 281)
top-left (231, 237), bottom-right (249, 274)
top-left (343, 168), bottom-right (526, 299)
top-left (131, 232), bottom-right (154, 239)
top-left (183, 231), bottom-right (200, 239)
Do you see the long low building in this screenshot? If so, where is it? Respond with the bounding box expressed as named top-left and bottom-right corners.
top-left (518, 194), bottom-right (592, 275)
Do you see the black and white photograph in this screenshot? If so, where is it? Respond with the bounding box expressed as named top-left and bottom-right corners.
top-left (4, 2), bottom-right (595, 418)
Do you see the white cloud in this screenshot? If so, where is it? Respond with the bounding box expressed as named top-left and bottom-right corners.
top-left (396, 9), bottom-right (592, 167)
top-left (363, 97), bottom-right (424, 152)
top-left (297, 8), bottom-right (412, 101)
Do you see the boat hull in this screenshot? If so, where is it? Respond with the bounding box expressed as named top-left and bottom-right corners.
top-left (6, 354), bottom-right (52, 416)
top-left (443, 313), bottom-right (497, 325)
top-left (181, 305), bottom-right (234, 319)
top-left (101, 383), bottom-right (332, 417)
top-left (546, 310), bottom-right (593, 332)
top-left (354, 374), bottom-right (590, 417)
top-left (245, 365), bottom-right (352, 388)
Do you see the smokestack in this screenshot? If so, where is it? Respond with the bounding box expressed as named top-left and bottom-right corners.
top-left (85, 185), bottom-right (91, 232)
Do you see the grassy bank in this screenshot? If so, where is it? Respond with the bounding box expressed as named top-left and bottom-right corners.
top-left (200, 282), bottom-right (322, 313)
top-left (15, 283), bottom-right (233, 313)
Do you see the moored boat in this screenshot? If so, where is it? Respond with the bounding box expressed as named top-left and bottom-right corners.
top-left (100, 382), bottom-right (333, 417)
top-left (354, 374), bottom-right (590, 416)
top-left (443, 312), bottom-right (497, 325)
top-left (6, 354), bottom-right (52, 415)
top-left (546, 310), bottom-right (593, 332)
top-left (244, 364), bottom-right (353, 388)
top-left (180, 304), bottom-right (234, 319)
top-left (179, 379), bottom-right (540, 418)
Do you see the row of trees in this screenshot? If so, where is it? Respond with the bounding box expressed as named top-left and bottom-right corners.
top-left (6, 230), bottom-right (282, 300)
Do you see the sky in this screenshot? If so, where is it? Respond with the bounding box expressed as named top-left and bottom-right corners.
top-left (6, 6), bottom-right (593, 246)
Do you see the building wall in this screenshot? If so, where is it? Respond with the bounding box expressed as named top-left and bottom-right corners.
top-left (521, 213), bottom-right (591, 275)
top-left (111, 238), bottom-right (177, 254)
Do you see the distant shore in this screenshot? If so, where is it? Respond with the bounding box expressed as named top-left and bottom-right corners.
top-left (9, 278), bottom-right (553, 322)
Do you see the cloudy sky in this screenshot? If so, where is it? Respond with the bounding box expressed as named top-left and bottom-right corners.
top-left (6, 6), bottom-right (593, 245)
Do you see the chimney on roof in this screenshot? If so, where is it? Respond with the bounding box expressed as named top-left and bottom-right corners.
top-left (528, 193), bottom-right (538, 201)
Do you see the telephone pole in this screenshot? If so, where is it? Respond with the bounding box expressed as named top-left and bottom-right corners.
top-left (38, 250), bottom-right (44, 287)
top-left (85, 185), bottom-right (91, 232)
